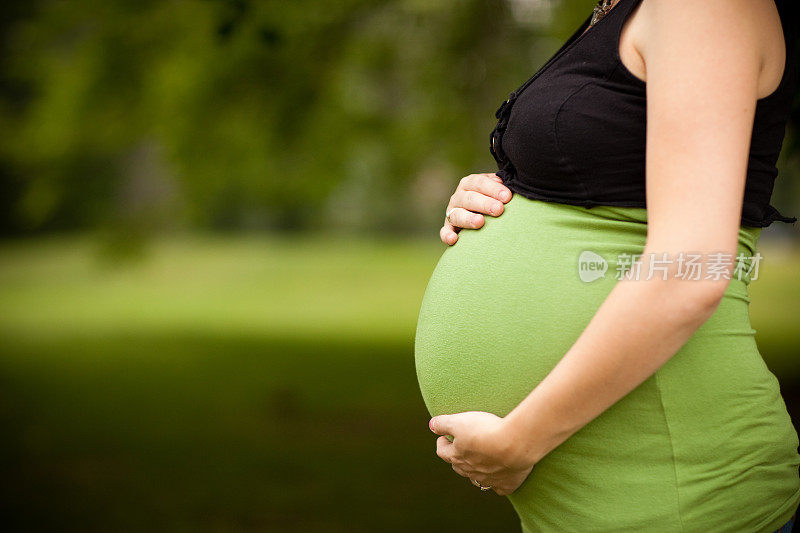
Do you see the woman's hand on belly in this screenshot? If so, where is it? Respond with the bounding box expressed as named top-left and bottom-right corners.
top-left (440, 173), bottom-right (513, 246)
top-left (429, 411), bottom-right (534, 496)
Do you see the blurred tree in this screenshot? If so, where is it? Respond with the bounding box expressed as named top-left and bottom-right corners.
top-left (0, 0), bottom-right (796, 239)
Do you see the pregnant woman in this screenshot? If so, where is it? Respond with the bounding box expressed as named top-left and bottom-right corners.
top-left (414, 0), bottom-right (800, 531)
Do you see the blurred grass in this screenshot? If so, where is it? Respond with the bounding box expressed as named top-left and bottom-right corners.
top-left (0, 234), bottom-right (522, 532)
top-left (0, 235), bottom-right (798, 531)
top-left (0, 234), bottom-right (440, 342)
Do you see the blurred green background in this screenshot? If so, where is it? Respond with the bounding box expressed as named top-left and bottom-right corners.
top-left (1, 1), bottom-right (799, 531)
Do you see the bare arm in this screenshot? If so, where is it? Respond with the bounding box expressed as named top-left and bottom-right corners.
top-left (505, 0), bottom-right (762, 463)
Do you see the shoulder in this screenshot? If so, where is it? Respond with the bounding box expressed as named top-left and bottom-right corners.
top-left (635, 0), bottom-right (780, 64)
top-left (634, 0), bottom-right (782, 98)
top-left (636, 0), bottom-right (778, 31)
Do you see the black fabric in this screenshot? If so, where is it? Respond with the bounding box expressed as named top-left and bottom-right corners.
top-left (489, 0), bottom-right (798, 227)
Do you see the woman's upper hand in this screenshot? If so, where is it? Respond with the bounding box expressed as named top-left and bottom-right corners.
top-left (440, 173), bottom-right (513, 246)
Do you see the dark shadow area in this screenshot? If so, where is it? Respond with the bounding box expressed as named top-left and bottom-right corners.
top-left (0, 333), bottom-right (520, 532)
top-left (1, 331), bottom-right (797, 531)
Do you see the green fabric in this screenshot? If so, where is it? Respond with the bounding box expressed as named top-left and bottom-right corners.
top-left (414, 194), bottom-right (800, 532)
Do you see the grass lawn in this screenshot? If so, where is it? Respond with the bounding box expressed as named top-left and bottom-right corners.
top-left (0, 234), bottom-right (798, 531)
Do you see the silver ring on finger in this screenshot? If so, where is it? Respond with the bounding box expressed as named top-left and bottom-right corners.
top-left (446, 207), bottom-right (457, 225)
top-left (471, 478), bottom-right (493, 491)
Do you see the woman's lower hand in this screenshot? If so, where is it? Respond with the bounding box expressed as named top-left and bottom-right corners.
top-left (441, 173), bottom-right (513, 246)
top-left (429, 411), bottom-right (535, 496)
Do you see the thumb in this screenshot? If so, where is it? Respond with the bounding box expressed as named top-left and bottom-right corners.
top-left (429, 415), bottom-right (455, 436)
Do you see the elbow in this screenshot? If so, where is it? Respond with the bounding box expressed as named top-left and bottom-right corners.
top-left (689, 281), bottom-right (729, 317)
top-left (634, 245), bottom-right (735, 322)
top-left (629, 269), bottom-right (731, 326)
top-left (667, 277), bottom-right (730, 326)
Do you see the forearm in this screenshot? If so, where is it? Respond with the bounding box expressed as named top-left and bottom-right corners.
top-left (503, 247), bottom-right (731, 464)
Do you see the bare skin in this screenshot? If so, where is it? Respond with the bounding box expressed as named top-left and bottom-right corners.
top-left (431, 0), bottom-right (787, 496)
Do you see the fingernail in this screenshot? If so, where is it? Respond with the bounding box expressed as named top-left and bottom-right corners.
top-left (500, 191), bottom-right (511, 202)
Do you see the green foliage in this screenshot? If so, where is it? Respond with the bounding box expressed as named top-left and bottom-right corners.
top-left (0, 0), bottom-right (594, 237)
top-left (0, 0), bottom-right (797, 239)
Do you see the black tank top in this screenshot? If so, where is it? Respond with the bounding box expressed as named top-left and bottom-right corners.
top-left (489, 0), bottom-right (798, 227)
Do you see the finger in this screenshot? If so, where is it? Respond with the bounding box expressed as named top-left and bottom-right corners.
top-left (440, 205), bottom-right (462, 245)
top-left (492, 470), bottom-right (532, 496)
top-left (428, 415), bottom-right (451, 435)
top-left (436, 435), bottom-right (456, 463)
top-left (442, 206), bottom-right (466, 233)
top-left (439, 226), bottom-right (459, 246)
top-left (451, 464), bottom-right (470, 478)
top-left (470, 475), bottom-right (499, 493)
top-left (452, 189), bottom-right (505, 218)
top-left (444, 206), bottom-right (485, 230)
top-left (458, 174), bottom-right (512, 204)
top-left (429, 415), bottom-right (457, 436)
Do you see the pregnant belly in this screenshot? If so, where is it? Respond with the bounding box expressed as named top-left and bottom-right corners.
top-left (414, 195), bottom-right (651, 417)
top-left (413, 194), bottom-right (800, 530)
